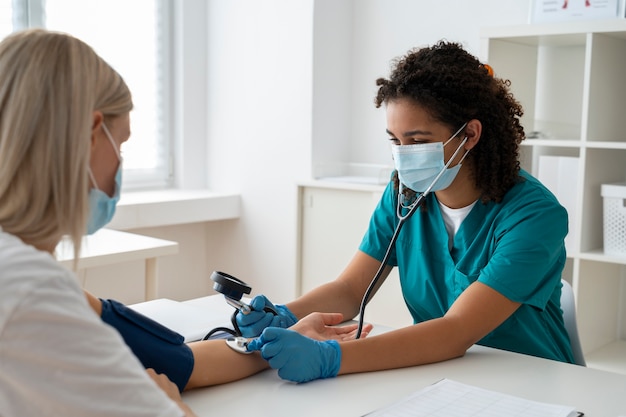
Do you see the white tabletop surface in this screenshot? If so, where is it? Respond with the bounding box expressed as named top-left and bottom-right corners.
top-left (56, 228), bottom-right (178, 269)
top-left (181, 295), bottom-right (626, 417)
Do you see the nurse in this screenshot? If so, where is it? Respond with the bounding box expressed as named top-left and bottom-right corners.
top-left (237, 40), bottom-right (575, 383)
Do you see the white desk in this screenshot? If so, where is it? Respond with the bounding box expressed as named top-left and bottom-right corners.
top-left (56, 228), bottom-right (179, 300)
top-left (180, 296), bottom-right (626, 417)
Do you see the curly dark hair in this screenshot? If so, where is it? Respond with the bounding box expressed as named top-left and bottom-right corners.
top-left (375, 41), bottom-right (525, 203)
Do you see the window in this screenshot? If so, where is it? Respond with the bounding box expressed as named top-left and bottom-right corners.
top-left (0, 0), bottom-right (172, 190)
top-left (0, 1), bottom-right (12, 39)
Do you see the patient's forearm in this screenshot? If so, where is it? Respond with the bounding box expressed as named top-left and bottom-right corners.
top-left (84, 289), bottom-right (268, 390)
top-left (184, 340), bottom-right (268, 389)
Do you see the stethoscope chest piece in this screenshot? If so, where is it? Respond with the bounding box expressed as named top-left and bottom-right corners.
top-left (225, 336), bottom-right (252, 354)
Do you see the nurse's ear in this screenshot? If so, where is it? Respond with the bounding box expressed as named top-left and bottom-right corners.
top-left (463, 119), bottom-right (482, 150)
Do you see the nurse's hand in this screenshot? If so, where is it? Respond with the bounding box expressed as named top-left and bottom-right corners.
top-left (247, 328), bottom-right (341, 383)
top-left (291, 312), bottom-right (373, 341)
top-left (236, 295), bottom-right (297, 337)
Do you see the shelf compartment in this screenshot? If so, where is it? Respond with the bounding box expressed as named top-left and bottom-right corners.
top-left (585, 32), bottom-right (626, 143)
top-left (483, 21), bottom-right (626, 145)
top-left (534, 41), bottom-right (586, 140)
top-left (484, 34), bottom-right (586, 141)
top-left (580, 148), bottom-right (626, 253)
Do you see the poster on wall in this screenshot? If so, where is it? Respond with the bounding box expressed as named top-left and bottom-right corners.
top-left (530, 0), bottom-right (621, 23)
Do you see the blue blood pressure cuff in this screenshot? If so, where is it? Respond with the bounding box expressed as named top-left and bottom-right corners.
top-left (99, 298), bottom-right (194, 393)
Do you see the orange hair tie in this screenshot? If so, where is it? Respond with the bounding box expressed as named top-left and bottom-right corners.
top-left (483, 63), bottom-right (494, 77)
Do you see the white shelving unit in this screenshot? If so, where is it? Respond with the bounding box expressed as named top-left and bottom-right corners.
top-left (481, 19), bottom-right (626, 374)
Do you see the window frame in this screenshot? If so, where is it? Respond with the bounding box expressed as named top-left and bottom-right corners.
top-left (4, 0), bottom-right (177, 191)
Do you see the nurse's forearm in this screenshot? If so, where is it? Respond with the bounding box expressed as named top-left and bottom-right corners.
top-left (287, 279), bottom-right (361, 321)
top-left (287, 251), bottom-right (391, 321)
top-left (337, 318), bottom-right (468, 375)
top-left (337, 282), bottom-right (521, 374)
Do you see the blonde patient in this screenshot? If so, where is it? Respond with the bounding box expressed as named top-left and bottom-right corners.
top-left (0, 29), bottom-right (370, 417)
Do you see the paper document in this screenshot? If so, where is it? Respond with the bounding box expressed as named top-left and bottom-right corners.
top-left (129, 298), bottom-right (233, 342)
top-left (364, 379), bottom-right (579, 417)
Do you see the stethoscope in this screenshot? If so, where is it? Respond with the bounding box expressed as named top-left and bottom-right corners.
top-left (354, 134), bottom-right (468, 338)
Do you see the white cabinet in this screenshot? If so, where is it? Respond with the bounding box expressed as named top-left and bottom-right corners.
top-left (481, 20), bottom-right (626, 374)
top-left (297, 182), bottom-right (413, 329)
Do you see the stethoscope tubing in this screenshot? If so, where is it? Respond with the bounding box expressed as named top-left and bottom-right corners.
top-left (355, 134), bottom-right (468, 338)
top-left (354, 192), bottom-right (425, 339)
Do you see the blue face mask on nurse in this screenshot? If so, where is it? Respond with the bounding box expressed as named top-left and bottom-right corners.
top-left (86, 118), bottom-right (126, 234)
top-left (390, 122), bottom-right (470, 194)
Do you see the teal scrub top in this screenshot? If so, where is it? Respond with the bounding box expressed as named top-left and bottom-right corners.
top-left (359, 170), bottom-right (575, 363)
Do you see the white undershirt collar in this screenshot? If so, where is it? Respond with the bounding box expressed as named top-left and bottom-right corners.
top-left (438, 199), bottom-right (478, 249)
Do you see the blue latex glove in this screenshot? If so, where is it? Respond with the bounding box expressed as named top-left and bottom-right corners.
top-left (247, 327), bottom-right (341, 383)
top-left (235, 295), bottom-right (297, 338)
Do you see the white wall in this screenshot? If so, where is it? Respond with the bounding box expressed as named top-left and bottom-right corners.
top-left (201, 0), bottom-right (532, 302)
top-left (314, 0), bottom-right (532, 171)
top-left (101, 0), bottom-right (534, 305)
top-left (201, 0), bottom-right (314, 301)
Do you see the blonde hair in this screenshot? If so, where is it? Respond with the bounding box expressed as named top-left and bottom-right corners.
top-left (0, 29), bottom-right (132, 260)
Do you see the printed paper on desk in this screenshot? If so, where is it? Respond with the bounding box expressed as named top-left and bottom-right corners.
top-left (364, 378), bottom-right (579, 417)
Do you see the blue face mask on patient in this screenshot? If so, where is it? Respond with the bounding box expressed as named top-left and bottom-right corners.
top-left (86, 123), bottom-right (122, 235)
